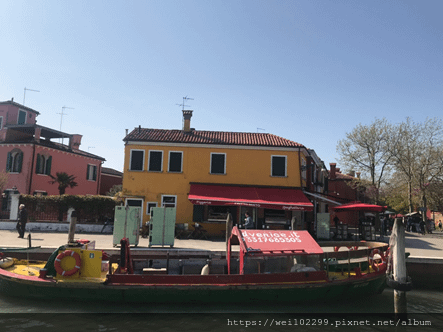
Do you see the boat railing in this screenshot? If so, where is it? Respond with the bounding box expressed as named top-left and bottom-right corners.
top-left (319, 241), bottom-right (389, 280)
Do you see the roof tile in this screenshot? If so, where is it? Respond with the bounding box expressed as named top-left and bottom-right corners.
top-left (124, 128), bottom-right (304, 148)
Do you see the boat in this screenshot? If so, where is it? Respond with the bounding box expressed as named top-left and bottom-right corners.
top-left (0, 227), bottom-right (388, 303)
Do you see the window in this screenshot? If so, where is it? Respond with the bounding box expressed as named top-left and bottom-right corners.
top-left (146, 202), bottom-right (158, 216)
top-left (35, 154), bottom-right (52, 175)
top-left (210, 153), bottom-right (226, 174)
top-left (6, 150), bottom-right (23, 173)
top-left (148, 150), bottom-right (163, 172)
top-left (87, 164), bottom-right (97, 181)
top-left (18, 110), bottom-right (27, 125)
top-left (168, 151), bottom-right (183, 173)
top-left (271, 155), bottom-right (287, 177)
top-left (130, 150), bottom-right (144, 171)
top-left (161, 195), bottom-right (176, 208)
top-left (0, 116), bottom-right (3, 129)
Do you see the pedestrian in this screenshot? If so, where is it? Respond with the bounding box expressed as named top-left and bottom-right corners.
top-left (439, 221), bottom-right (442, 232)
top-left (16, 204), bottom-right (28, 238)
top-left (380, 216), bottom-right (385, 236)
top-left (333, 215), bottom-right (340, 231)
top-left (244, 212), bottom-right (255, 229)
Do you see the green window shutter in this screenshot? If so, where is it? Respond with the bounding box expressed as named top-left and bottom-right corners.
top-left (46, 156), bottom-right (52, 175)
top-left (6, 152), bottom-right (12, 172)
top-left (86, 165), bottom-right (89, 180)
top-left (17, 152), bottom-right (23, 173)
top-left (35, 154), bottom-right (41, 174)
top-left (93, 165), bottom-right (97, 181)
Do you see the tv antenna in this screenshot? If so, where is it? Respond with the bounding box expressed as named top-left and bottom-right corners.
top-left (23, 87), bottom-right (40, 105)
top-left (176, 96), bottom-right (194, 110)
top-left (257, 128), bottom-right (266, 133)
top-left (57, 106), bottom-right (74, 144)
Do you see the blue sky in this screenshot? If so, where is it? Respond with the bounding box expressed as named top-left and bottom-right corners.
top-left (1, 0), bottom-right (442, 172)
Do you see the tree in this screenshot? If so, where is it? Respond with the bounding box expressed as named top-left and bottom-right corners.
top-left (337, 118), bottom-right (393, 204)
top-left (0, 171), bottom-right (8, 193)
top-left (389, 117), bottom-right (443, 217)
top-left (49, 172), bottom-right (78, 195)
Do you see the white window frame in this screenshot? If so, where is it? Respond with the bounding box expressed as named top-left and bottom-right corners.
top-left (36, 154), bottom-right (51, 175)
top-left (10, 151), bottom-right (22, 173)
top-left (271, 155), bottom-right (287, 177)
top-left (18, 109), bottom-right (27, 125)
top-left (168, 151), bottom-right (183, 173)
top-left (129, 149), bottom-right (145, 171)
top-left (210, 152), bottom-right (226, 175)
top-left (146, 202), bottom-right (158, 216)
top-left (148, 150), bottom-right (163, 172)
top-left (87, 164), bottom-right (97, 181)
top-left (301, 158), bottom-right (307, 180)
top-left (161, 195), bottom-right (177, 208)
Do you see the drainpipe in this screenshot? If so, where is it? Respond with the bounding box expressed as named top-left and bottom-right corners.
top-left (97, 161), bottom-right (103, 195)
top-left (28, 143), bottom-right (36, 194)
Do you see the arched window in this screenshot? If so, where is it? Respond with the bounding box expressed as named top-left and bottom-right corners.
top-left (35, 154), bottom-right (52, 175)
top-left (6, 150), bottom-right (23, 173)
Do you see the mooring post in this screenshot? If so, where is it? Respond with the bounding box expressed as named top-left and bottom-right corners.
top-left (68, 210), bottom-right (77, 244)
top-left (393, 218), bottom-right (407, 317)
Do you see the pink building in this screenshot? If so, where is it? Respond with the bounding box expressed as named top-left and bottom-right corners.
top-left (1, 99), bottom-right (105, 216)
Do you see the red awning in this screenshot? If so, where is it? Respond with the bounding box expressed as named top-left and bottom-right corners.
top-left (231, 227), bottom-right (324, 255)
top-left (332, 202), bottom-right (387, 212)
top-left (188, 184), bottom-right (313, 211)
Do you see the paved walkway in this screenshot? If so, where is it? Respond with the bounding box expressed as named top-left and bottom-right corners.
top-left (1, 229), bottom-right (443, 258)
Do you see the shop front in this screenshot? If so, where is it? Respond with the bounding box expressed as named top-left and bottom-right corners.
top-left (188, 183), bottom-right (314, 236)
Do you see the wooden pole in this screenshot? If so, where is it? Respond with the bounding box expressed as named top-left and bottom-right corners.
top-left (392, 218), bottom-right (407, 317)
top-left (68, 210), bottom-right (77, 244)
top-left (226, 213), bottom-right (233, 253)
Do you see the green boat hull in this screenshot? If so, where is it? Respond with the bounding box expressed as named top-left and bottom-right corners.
top-left (0, 272), bottom-right (386, 303)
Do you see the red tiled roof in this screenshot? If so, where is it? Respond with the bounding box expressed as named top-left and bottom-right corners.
top-left (124, 128), bottom-right (305, 148)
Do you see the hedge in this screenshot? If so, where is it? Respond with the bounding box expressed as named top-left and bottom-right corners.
top-left (20, 195), bottom-right (119, 223)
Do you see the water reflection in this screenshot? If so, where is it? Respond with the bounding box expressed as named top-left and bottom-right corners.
top-left (1, 289), bottom-right (442, 332)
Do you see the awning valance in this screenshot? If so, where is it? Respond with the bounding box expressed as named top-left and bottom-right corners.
top-left (188, 184), bottom-right (314, 211)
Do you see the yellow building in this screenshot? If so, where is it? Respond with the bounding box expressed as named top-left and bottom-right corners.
top-left (122, 111), bottom-right (314, 236)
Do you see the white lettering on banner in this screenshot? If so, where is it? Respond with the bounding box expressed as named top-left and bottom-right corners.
top-left (242, 231), bottom-right (302, 243)
top-left (233, 202), bottom-right (261, 207)
top-left (195, 201), bottom-right (212, 205)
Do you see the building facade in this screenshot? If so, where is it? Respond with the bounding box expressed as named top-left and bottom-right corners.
top-left (122, 111), bottom-right (316, 236)
top-left (0, 99), bottom-right (105, 217)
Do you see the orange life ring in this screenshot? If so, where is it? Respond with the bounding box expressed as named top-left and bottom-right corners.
top-left (369, 249), bottom-right (386, 272)
top-left (334, 246), bottom-right (340, 252)
top-left (54, 250), bottom-right (81, 276)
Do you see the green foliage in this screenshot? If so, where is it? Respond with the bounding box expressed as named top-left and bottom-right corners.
top-left (20, 194), bottom-right (117, 223)
top-left (49, 172), bottom-right (78, 195)
top-left (0, 171), bottom-right (8, 193)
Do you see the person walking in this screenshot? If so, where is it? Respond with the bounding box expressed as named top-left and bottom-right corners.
top-left (16, 204), bottom-right (28, 238)
top-left (244, 212), bottom-right (255, 229)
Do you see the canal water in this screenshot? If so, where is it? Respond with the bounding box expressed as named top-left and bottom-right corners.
top-left (0, 288), bottom-right (442, 332)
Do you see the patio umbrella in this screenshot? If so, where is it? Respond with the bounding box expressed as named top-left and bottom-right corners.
top-left (332, 202), bottom-right (387, 212)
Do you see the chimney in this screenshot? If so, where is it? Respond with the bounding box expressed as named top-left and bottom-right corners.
top-left (348, 170), bottom-right (355, 177)
top-left (182, 110), bottom-right (193, 132)
top-left (125, 129), bottom-right (128, 136)
top-left (356, 172), bottom-right (361, 179)
top-left (69, 134), bottom-right (82, 150)
top-left (330, 163), bottom-right (337, 180)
